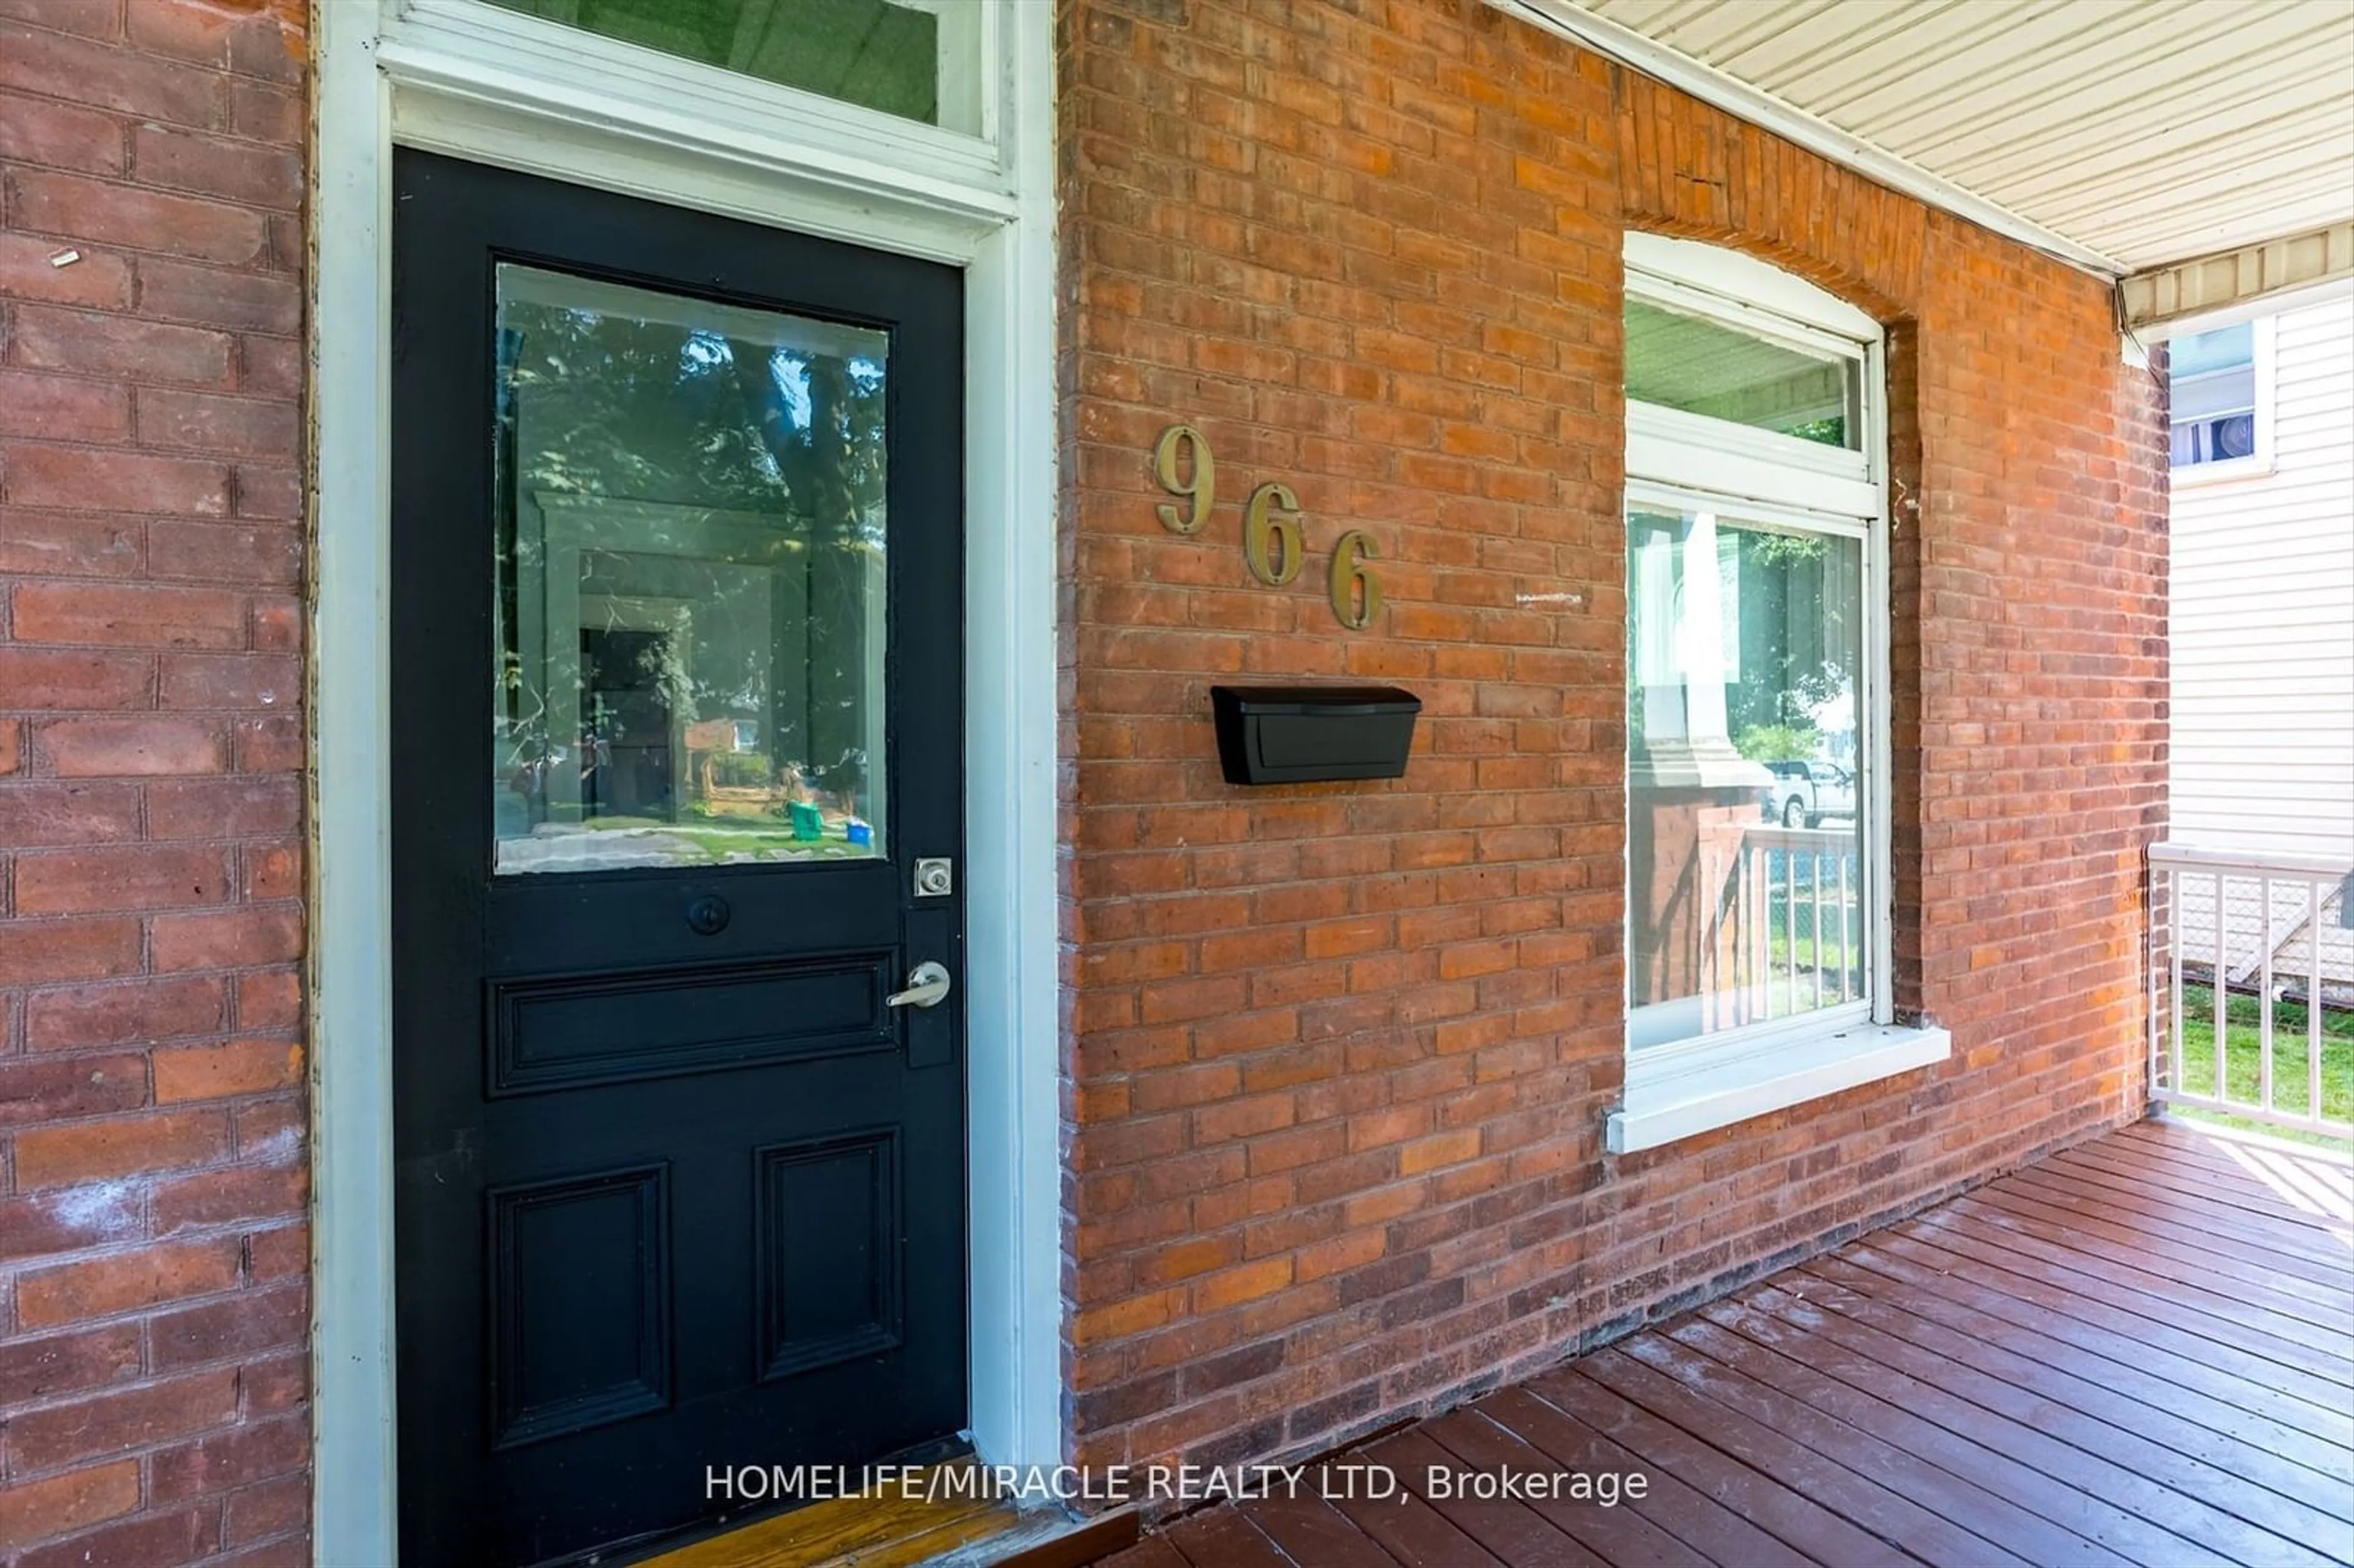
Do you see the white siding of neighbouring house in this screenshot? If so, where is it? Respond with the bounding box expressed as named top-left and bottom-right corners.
top-left (2170, 295), bottom-right (2354, 860)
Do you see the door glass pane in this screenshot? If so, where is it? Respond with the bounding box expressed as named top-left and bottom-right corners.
top-left (1626, 299), bottom-right (1860, 448)
top-left (1626, 507), bottom-right (1866, 1047)
top-left (492, 264), bottom-right (889, 875)
top-left (476, 0), bottom-right (978, 134)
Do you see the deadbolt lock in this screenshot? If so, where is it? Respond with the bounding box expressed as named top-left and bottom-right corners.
top-left (913, 858), bottom-right (953, 898)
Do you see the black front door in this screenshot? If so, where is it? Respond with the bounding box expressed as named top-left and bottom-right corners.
top-left (390, 151), bottom-right (966, 1567)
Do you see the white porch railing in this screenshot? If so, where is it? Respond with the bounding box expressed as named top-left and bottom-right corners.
top-left (2149, 843), bottom-right (2354, 1139)
top-left (1696, 824), bottom-right (1862, 1032)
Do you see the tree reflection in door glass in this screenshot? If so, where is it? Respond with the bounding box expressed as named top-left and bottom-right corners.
top-left (490, 264), bottom-right (889, 875)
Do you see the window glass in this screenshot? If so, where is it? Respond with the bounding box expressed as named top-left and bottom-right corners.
top-left (479, 0), bottom-right (968, 131)
top-left (1626, 508), bottom-right (1865, 1048)
top-left (2169, 322), bottom-right (2258, 467)
top-left (492, 264), bottom-right (889, 875)
top-left (1625, 298), bottom-right (1859, 448)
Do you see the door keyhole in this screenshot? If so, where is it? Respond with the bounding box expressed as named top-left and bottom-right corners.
top-left (685, 894), bottom-right (731, 935)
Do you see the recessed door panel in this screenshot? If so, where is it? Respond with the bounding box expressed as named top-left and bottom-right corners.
top-left (756, 1130), bottom-right (902, 1380)
top-left (489, 1165), bottom-right (671, 1449)
top-left (490, 955), bottom-right (896, 1095)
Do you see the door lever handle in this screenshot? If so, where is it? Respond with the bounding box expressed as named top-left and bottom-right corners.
top-left (885, 961), bottom-right (953, 1010)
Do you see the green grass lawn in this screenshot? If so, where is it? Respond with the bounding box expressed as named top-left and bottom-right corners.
top-left (512, 817), bottom-right (875, 866)
top-left (1769, 934), bottom-right (1860, 971)
top-left (2169, 982), bottom-right (2354, 1148)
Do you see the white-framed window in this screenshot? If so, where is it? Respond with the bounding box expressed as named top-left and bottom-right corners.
top-left (376, 0), bottom-right (1016, 211)
top-left (1611, 235), bottom-right (1948, 1155)
top-left (474, 0), bottom-right (985, 134)
top-left (2168, 318), bottom-right (2275, 484)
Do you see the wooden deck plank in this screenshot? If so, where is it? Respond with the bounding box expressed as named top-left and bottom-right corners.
top-left (1731, 1284), bottom-right (2354, 1564)
top-left (1594, 1334), bottom-right (2061, 1568)
top-left (1092, 1539), bottom-right (1190, 1568)
top-left (1656, 1311), bottom-right (2150, 1568)
top-left (2051, 1134), bottom-right (2346, 1216)
top-left (1999, 1164), bottom-right (2354, 1289)
top-left (1325, 1436), bottom-right (1511, 1568)
top-left (2032, 1129), bottom-right (2353, 1221)
top-left (1240, 1486), bottom-right (1400, 1568)
top-left (1476, 1384), bottom-right (1821, 1568)
top-left (1720, 1282), bottom-right (2343, 1567)
top-left (2114, 1121), bottom-right (2354, 1196)
top-left (2068, 1135), bottom-right (2354, 1244)
top-left (1522, 1363), bottom-right (1915, 1567)
top-left (1984, 1154), bottom-right (2354, 1292)
top-left (1571, 1349), bottom-right (2014, 1568)
top-left (2044, 1144), bottom-right (2353, 1244)
top-left (1794, 1255), bottom-right (2354, 1501)
top-left (1382, 1428), bottom-right (1612, 1568)
top-left (1965, 1181), bottom-right (2354, 1314)
top-left (1417, 1404), bottom-right (1715, 1568)
top-left (1897, 1212), bottom-right (2354, 1391)
top-left (1919, 1203), bottom-right (2354, 1368)
top-left (1827, 1239), bottom-right (2354, 1447)
top-left (1158, 1504), bottom-right (1295, 1568)
top-left (1867, 1227), bottom-right (2353, 1414)
top-left (1943, 1192), bottom-right (2354, 1349)
top-left (1976, 1153), bottom-right (2354, 1306)
top-left (2076, 1124), bottom-right (2354, 1223)
top-left (1097, 1124), bottom-right (2354, 1568)
top-left (2055, 1132), bottom-right (2337, 1209)
top-left (2105, 1122), bottom-right (2353, 1207)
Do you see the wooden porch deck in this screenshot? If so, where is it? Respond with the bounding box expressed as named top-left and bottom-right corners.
top-left (1099, 1119), bottom-right (2354, 1568)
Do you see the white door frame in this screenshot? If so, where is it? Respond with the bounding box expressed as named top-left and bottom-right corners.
top-left (310, 6), bottom-right (1062, 1560)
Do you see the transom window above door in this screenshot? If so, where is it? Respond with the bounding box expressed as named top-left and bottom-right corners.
top-left (478, 0), bottom-right (985, 132)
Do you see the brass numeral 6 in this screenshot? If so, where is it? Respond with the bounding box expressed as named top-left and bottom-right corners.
top-left (1329, 529), bottom-right (1381, 630)
top-left (1243, 481), bottom-right (1304, 587)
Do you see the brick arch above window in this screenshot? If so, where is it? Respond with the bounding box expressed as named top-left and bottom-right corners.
top-left (1612, 70), bottom-right (1930, 326)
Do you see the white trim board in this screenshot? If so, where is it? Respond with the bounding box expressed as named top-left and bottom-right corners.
top-left (383, 0), bottom-right (1008, 185)
top-left (2125, 223), bottom-right (2354, 334)
top-left (1610, 1021), bottom-right (1952, 1154)
top-left (308, 2), bottom-right (396, 1554)
top-left (309, 5), bottom-right (1063, 1561)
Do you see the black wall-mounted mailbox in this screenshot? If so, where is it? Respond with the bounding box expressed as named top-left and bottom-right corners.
top-left (1211, 685), bottom-right (1421, 786)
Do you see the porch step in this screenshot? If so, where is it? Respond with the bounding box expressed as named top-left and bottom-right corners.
top-left (638, 1461), bottom-right (1026, 1568)
top-left (631, 1463), bottom-right (1134, 1568)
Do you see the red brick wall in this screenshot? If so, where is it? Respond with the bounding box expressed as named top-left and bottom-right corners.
top-left (0, 2), bottom-right (311, 1561)
top-left (0, 0), bottom-right (2169, 1540)
top-left (1059, 0), bottom-right (2165, 1476)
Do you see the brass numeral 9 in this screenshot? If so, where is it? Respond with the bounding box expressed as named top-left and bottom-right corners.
top-left (1243, 481), bottom-right (1304, 587)
top-left (1152, 423), bottom-right (1214, 535)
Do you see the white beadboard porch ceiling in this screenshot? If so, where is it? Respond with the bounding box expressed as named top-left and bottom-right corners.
top-left (1519, 0), bottom-right (2354, 277)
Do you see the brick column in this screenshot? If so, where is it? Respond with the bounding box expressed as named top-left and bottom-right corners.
top-left (0, 2), bottom-right (311, 1561)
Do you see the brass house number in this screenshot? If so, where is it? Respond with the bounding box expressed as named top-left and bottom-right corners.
top-left (1151, 424), bottom-right (1382, 630)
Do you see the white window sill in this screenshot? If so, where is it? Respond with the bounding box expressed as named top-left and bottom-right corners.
top-left (2171, 457), bottom-right (2276, 488)
top-left (1607, 1019), bottom-right (1952, 1155)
